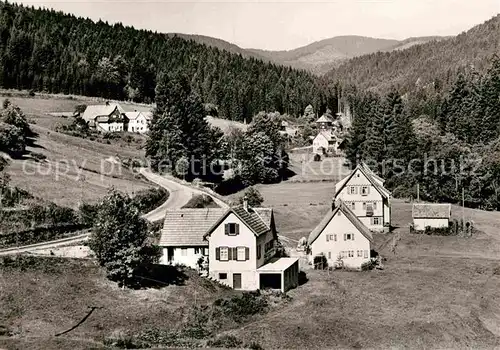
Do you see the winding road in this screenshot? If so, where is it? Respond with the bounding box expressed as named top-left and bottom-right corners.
top-left (0, 168), bottom-right (228, 256)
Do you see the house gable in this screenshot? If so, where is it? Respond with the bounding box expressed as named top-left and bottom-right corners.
top-left (334, 164), bottom-right (390, 200)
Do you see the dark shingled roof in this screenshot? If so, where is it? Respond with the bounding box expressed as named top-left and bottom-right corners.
top-left (159, 208), bottom-right (227, 247)
top-left (308, 200), bottom-right (373, 245)
top-left (231, 206), bottom-right (270, 237)
top-left (412, 203), bottom-right (451, 219)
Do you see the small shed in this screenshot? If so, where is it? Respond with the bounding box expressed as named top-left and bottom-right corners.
top-left (412, 203), bottom-right (451, 231)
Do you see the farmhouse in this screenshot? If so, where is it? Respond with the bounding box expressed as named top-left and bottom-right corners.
top-left (82, 102), bottom-right (126, 132)
top-left (334, 162), bottom-right (391, 232)
top-left (312, 131), bottom-right (342, 155)
top-left (203, 202), bottom-right (299, 292)
top-left (308, 200), bottom-right (373, 269)
top-left (315, 114), bottom-right (334, 131)
top-left (412, 203), bottom-right (451, 231)
top-left (125, 111), bottom-right (152, 133)
top-left (159, 208), bottom-right (227, 269)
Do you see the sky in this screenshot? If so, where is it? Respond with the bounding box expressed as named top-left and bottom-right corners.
top-left (12, 0), bottom-right (500, 50)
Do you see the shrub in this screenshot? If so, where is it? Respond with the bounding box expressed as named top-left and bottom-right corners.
top-left (130, 187), bottom-right (169, 213)
top-left (104, 330), bottom-right (147, 349)
top-left (313, 254), bottom-right (327, 270)
top-left (78, 202), bottom-right (101, 226)
top-left (361, 259), bottom-right (377, 271)
top-left (216, 291), bottom-right (269, 322)
top-left (246, 341), bottom-right (265, 350)
top-left (313, 153), bottom-right (321, 162)
top-left (207, 335), bottom-right (243, 348)
top-left (181, 194), bottom-right (218, 209)
top-left (238, 186), bottom-right (264, 207)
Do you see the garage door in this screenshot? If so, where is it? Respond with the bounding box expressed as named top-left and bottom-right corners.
top-left (259, 273), bottom-right (281, 290)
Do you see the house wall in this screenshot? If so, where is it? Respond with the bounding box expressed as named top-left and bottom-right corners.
top-left (128, 115), bottom-right (149, 133)
top-left (208, 213), bottom-right (259, 290)
top-left (159, 247), bottom-right (207, 269)
top-left (414, 218), bottom-right (449, 231)
top-left (256, 231), bottom-right (276, 269)
top-left (310, 210), bottom-right (371, 269)
top-left (98, 122), bottom-right (123, 132)
top-left (313, 135), bottom-right (328, 154)
top-left (283, 261), bottom-right (299, 292)
top-left (335, 169), bottom-right (388, 232)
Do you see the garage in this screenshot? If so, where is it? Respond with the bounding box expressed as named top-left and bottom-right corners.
top-left (259, 273), bottom-right (282, 290)
top-left (257, 257), bottom-right (299, 293)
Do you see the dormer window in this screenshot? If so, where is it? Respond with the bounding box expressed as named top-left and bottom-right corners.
top-left (225, 223), bottom-right (239, 235)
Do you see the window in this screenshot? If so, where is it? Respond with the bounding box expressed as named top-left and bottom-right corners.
top-left (348, 186), bottom-right (358, 195)
top-left (225, 223), bottom-right (240, 235)
top-left (350, 202), bottom-right (356, 210)
top-left (237, 247), bottom-right (246, 261)
top-left (371, 217), bottom-right (380, 225)
top-left (257, 245), bottom-right (262, 259)
top-left (348, 251), bottom-right (354, 257)
top-left (220, 247), bottom-right (229, 261)
top-left (334, 234), bottom-right (337, 241)
top-left (361, 186), bottom-right (370, 196)
top-left (194, 248), bottom-right (200, 254)
top-left (364, 250), bottom-right (369, 258)
top-left (344, 233), bottom-right (354, 241)
top-left (328, 252), bottom-right (332, 259)
top-left (357, 250), bottom-right (363, 257)
top-left (326, 234), bottom-right (335, 242)
top-left (362, 202), bottom-right (367, 210)
top-left (219, 273), bottom-right (227, 280)
top-left (340, 251), bottom-right (346, 258)
top-left (373, 202), bottom-right (377, 210)
top-left (181, 248), bottom-right (187, 256)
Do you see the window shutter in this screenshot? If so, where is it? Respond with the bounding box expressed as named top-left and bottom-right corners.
top-left (236, 224), bottom-right (240, 235)
top-left (334, 234), bottom-right (337, 241)
top-left (228, 247), bottom-right (233, 260)
top-left (352, 234), bottom-right (354, 240)
top-left (326, 235), bottom-right (330, 242)
top-left (216, 247), bottom-right (220, 260)
top-left (344, 234), bottom-right (346, 241)
top-left (224, 224), bottom-right (229, 235)
top-left (245, 247), bottom-right (249, 260)
top-left (233, 247), bottom-right (238, 260)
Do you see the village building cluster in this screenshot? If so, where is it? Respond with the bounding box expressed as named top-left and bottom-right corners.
top-left (311, 104), bottom-right (351, 156)
top-left (158, 161), bottom-right (396, 292)
top-left (81, 102), bottom-right (153, 134)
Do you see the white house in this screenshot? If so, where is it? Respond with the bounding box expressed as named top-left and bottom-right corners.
top-left (159, 208), bottom-right (227, 269)
top-left (82, 102), bottom-right (126, 132)
top-left (412, 203), bottom-right (451, 231)
top-left (125, 111), bottom-right (152, 133)
top-left (334, 162), bottom-right (391, 232)
top-left (203, 203), bottom-right (299, 292)
top-left (308, 200), bottom-right (373, 269)
top-left (312, 131), bottom-right (341, 155)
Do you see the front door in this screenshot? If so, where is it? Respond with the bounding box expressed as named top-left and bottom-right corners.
top-left (233, 273), bottom-right (242, 289)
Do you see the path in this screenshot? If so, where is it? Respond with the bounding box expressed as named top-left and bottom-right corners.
top-left (0, 168), bottom-right (229, 256)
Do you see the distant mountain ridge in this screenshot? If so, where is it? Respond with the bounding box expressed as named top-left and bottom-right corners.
top-left (173, 34), bottom-right (447, 75)
top-left (325, 15), bottom-right (500, 92)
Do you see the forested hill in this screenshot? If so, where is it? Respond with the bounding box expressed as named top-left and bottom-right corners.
top-left (325, 15), bottom-right (500, 92)
top-left (0, 2), bottom-right (327, 121)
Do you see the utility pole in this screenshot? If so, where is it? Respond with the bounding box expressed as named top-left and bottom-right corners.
top-left (462, 187), bottom-right (465, 233)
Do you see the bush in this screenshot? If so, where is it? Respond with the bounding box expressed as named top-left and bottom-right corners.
top-left (207, 335), bottom-right (243, 348)
top-left (130, 187), bottom-right (169, 213)
top-left (313, 153), bottom-right (321, 161)
top-left (181, 194), bottom-right (218, 209)
top-left (215, 291), bottom-right (269, 322)
top-left (313, 254), bottom-right (327, 270)
top-left (104, 330), bottom-right (147, 349)
top-left (238, 186), bottom-right (264, 207)
top-left (78, 202), bottom-right (101, 226)
top-left (361, 259), bottom-right (377, 271)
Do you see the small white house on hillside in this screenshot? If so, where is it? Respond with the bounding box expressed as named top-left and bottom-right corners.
top-left (203, 203), bottom-right (299, 292)
top-left (125, 111), bottom-right (152, 133)
top-left (308, 200), bottom-right (373, 269)
top-left (412, 203), bottom-right (451, 231)
top-left (159, 208), bottom-right (227, 269)
top-left (82, 102), bottom-right (126, 132)
top-left (334, 162), bottom-right (391, 232)
top-left (312, 131), bottom-right (341, 155)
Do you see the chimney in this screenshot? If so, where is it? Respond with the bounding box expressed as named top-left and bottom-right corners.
top-left (331, 199), bottom-right (336, 211)
top-left (243, 195), bottom-right (248, 212)
top-left (105, 101), bottom-right (110, 106)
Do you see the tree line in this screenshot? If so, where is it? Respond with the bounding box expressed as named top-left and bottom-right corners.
top-left (344, 55), bottom-right (500, 210)
top-left (0, 1), bottom-right (333, 121)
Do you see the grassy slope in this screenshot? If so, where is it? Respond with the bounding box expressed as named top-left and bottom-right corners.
top-left (0, 258), bottom-right (235, 349)
top-left (2, 94), bottom-right (153, 208)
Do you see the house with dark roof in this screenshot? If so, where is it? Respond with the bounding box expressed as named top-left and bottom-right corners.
top-left (159, 202), bottom-right (299, 292)
top-left (334, 162), bottom-right (391, 232)
top-left (82, 102), bottom-right (126, 132)
top-left (203, 202), bottom-right (298, 292)
top-left (308, 200), bottom-right (373, 269)
top-left (159, 208), bottom-right (227, 269)
top-left (412, 203), bottom-right (451, 231)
